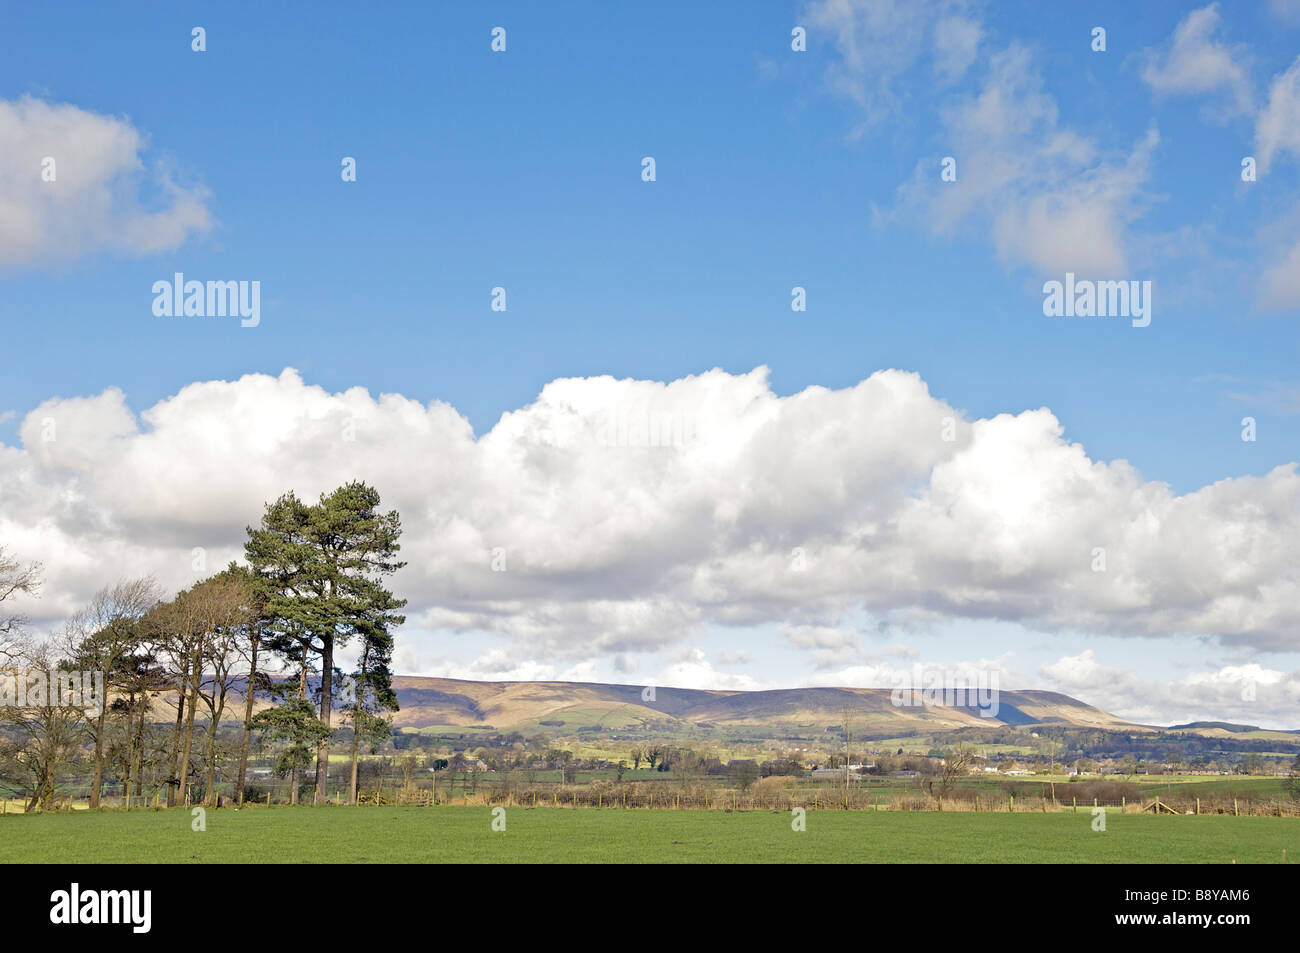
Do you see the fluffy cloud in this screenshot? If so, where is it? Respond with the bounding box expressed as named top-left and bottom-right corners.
top-left (1260, 236), bottom-right (1300, 307)
top-left (782, 624), bottom-right (864, 668)
top-left (1256, 55), bottom-right (1300, 173)
top-left (0, 96), bottom-right (211, 267)
top-left (800, 652), bottom-right (1014, 691)
top-left (2, 367), bottom-right (1298, 663)
top-left (656, 648), bottom-right (764, 691)
top-left (932, 14), bottom-right (982, 82)
top-left (1249, 53), bottom-right (1300, 307)
top-left (808, 3), bottom-right (1157, 275)
top-left (393, 646), bottom-right (600, 685)
top-left (1140, 5), bottom-right (1253, 116)
top-left (1131, 9), bottom-right (1300, 178)
top-left (802, 648), bottom-right (1300, 727)
top-left (806, 0), bottom-right (982, 131)
top-left (1222, 381), bottom-right (1300, 415)
top-left (811, 3), bottom-right (1300, 295)
top-left (1041, 650), bottom-right (1300, 728)
top-left (899, 44), bottom-right (1158, 275)
top-left (1268, 0), bottom-right (1300, 24)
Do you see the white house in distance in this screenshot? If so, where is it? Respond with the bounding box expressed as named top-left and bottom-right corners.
top-left (810, 762), bottom-right (874, 779)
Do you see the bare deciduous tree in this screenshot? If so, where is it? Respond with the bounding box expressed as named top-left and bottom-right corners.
top-left (0, 547), bottom-right (41, 663)
top-left (193, 570), bottom-right (256, 805)
top-left (159, 573), bottom-right (251, 806)
top-left (64, 578), bottom-right (160, 809)
top-left (930, 744), bottom-right (975, 798)
top-left (0, 639), bottom-right (84, 811)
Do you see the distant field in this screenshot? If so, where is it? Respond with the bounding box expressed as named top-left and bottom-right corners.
top-left (0, 806), bottom-right (1294, 864)
top-left (434, 771), bottom-right (1293, 796)
top-left (1144, 777), bottom-right (1288, 795)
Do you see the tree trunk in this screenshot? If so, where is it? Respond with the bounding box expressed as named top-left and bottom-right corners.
top-left (178, 646), bottom-right (202, 805)
top-left (202, 698), bottom-right (222, 806)
top-left (131, 698), bottom-right (148, 799)
top-left (349, 731), bottom-right (360, 805)
top-left (290, 655), bottom-right (307, 807)
top-left (315, 634), bottom-right (333, 805)
top-left (89, 702), bottom-right (108, 809)
top-left (236, 630), bottom-right (259, 805)
top-left (167, 661), bottom-right (189, 806)
top-left (125, 696), bottom-right (141, 808)
top-left (121, 691), bottom-right (133, 811)
top-left (349, 649), bottom-right (368, 805)
top-left (122, 693), bottom-right (136, 810)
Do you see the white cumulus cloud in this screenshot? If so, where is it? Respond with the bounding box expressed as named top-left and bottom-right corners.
top-left (898, 44), bottom-right (1159, 276)
top-left (1140, 5), bottom-right (1254, 116)
top-left (806, 0), bottom-right (984, 131)
top-left (2, 367), bottom-right (1298, 667)
top-left (1041, 650), bottom-right (1300, 728)
top-left (0, 96), bottom-right (211, 267)
top-left (1256, 55), bottom-right (1300, 173)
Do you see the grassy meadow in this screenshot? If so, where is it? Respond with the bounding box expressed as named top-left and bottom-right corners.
top-left (1, 805), bottom-right (1295, 864)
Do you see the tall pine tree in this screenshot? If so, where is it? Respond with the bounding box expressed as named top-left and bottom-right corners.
top-left (345, 613), bottom-right (400, 804)
top-left (245, 481), bottom-right (406, 804)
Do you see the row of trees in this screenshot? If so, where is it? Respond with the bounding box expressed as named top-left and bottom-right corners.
top-left (0, 481), bottom-right (407, 810)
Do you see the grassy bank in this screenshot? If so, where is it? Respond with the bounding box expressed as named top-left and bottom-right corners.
top-left (1, 805), bottom-right (1295, 864)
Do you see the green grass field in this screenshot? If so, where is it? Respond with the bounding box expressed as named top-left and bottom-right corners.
top-left (0, 806), bottom-right (1294, 863)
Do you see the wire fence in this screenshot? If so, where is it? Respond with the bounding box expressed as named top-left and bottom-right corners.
top-left (4, 783), bottom-right (1297, 817)
top-left (371, 782), bottom-right (1300, 817)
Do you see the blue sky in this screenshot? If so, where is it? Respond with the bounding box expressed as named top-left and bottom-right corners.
top-left (2, 1), bottom-right (1298, 725)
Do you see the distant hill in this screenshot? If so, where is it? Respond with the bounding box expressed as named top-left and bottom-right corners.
top-left (1165, 721), bottom-right (1299, 740)
top-left (148, 676), bottom-right (1296, 740)
top-left (386, 676), bottom-right (1138, 735)
top-left (1169, 721), bottom-right (1261, 733)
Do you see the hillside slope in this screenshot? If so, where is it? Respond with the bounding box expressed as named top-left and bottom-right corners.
top-left (387, 676), bottom-right (1138, 733)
